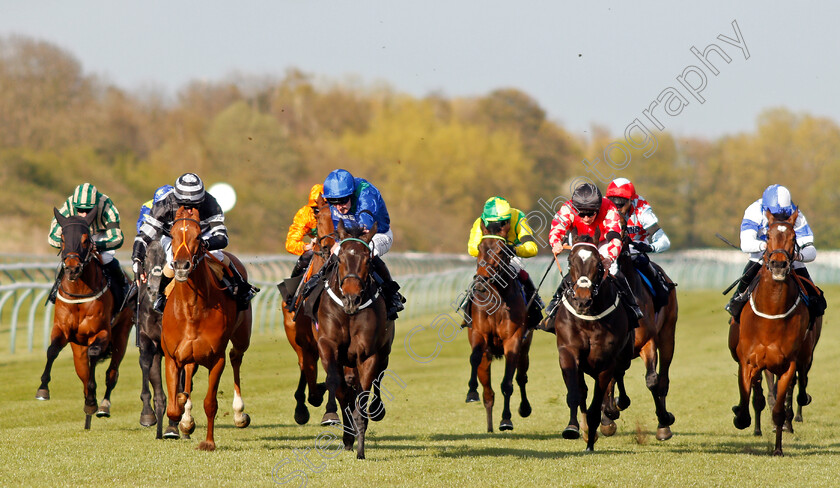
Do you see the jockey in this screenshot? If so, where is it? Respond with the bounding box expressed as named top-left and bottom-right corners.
top-left (136, 185), bottom-right (174, 234)
top-left (726, 184), bottom-right (826, 323)
top-left (319, 168), bottom-right (405, 320)
top-left (466, 196), bottom-right (543, 329)
top-left (605, 177), bottom-right (673, 310)
top-left (546, 182), bottom-right (644, 324)
top-left (282, 184), bottom-right (323, 311)
top-left (131, 173), bottom-right (258, 312)
top-left (47, 183), bottom-right (128, 311)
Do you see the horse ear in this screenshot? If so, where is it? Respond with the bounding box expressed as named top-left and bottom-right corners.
top-left (365, 221), bottom-right (378, 242)
top-left (480, 220), bottom-right (488, 235)
top-left (788, 209), bottom-right (799, 224)
top-left (765, 209), bottom-right (774, 223)
top-left (53, 207), bottom-right (67, 227)
top-left (83, 208), bottom-right (96, 227)
top-left (337, 219), bottom-right (347, 239)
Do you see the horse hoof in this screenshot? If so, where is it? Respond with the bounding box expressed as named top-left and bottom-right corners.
top-left (35, 389), bottom-right (50, 401)
top-left (180, 421), bottom-right (196, 435)
top-left (656, 426), bottom-right (673, 441)
top-left (370, 405), bottom-right (386, 422)
top-left (794, 415), bottom-right (803, 423)
top-left (499, 419), bottom-right (513, 431)
top-left (798, 393), bottom-right (812, 407)
top-left (600, 421), bottom-right (617, 437)
top-left (197, 441), bottom-right (216, 451)
top-left (562, 426), bottom-right (580, 440)
top-left (754, 428), bottom-right (762, 437)
top-left (773, 449), bottom-right (784, 457)
top-left (604, 409), bottom-right (620, 421)
top-left (96, 403), bottom-right (111, 418)
top-left (140, 414), bottom-right (157, 427)
top-left (294, 406), bottom-right (311, 425)
top-left (163, 426), bottom-right (180, 439)
top-left (356, 452), bottom-right (365, 460)
top-left (84, 404), bottom-right (98, 415)
top-left (309, 383), bottom-right (327, 407)
top-left (465, 391), bottom-right (479, 403)
top-left (585, 446), bottom-right (594, 452)
top-left (782, 422), bottom-right (793, 433)
top-left (518, 401), bottom-right (532, 418)
top-left (235, 413), bottom-right (251, 428)
top-left (733, 415), bottom-right (751, 430)
top-left (617, 396), bottom-right (631, 411)
top-left (321, 412), bottom-right (340, 426)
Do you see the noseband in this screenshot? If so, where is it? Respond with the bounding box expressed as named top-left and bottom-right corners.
top-left (337, 237), bottom-right (372, 287)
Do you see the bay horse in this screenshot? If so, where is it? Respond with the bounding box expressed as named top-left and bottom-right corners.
top-left (465, 220), bottom-right (533, 432)
top-left (161, 206), bottom-right (252, 451)
top-left (36, 208), bottom-right (134, 429)
top-left (601, 242), bottom-right (677, 441)
top-left (137, 240), bottom-right (169, 438)
top-left (317, 220), bottom-right (395, 459)
top-left (281, 194), bottom-right (332, 425)
top-left (729, 210), bottom-right (810, 456)
top-left (551, 235), bottom-right (634, 451)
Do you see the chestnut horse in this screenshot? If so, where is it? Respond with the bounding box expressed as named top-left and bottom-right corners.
top-left (465, 220), bottom-right (533, 432)
top-left (601, 243), bottom-right (677, 441)
top-left (729, 210), bottom-right (810, 456)
top-left (137, 240), bottom-right (168, 438)
top-left (161, 206), bottom-right (252, 451)
top-left (281, 194), bottom-right (333, 424)
top-left (551, 235), bottom-right (634, 451)
top-left (317, 221), bottom-right (394, 459)
top-left (36, 208), bottom-right (133, 429)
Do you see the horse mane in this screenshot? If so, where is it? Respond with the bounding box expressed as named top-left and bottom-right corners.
top-left (341, 224), bottom-right (367, 239)
top-left (574, 234), bottom-right (595, 245)
top-left (485, 221), bottom-right (508, 235)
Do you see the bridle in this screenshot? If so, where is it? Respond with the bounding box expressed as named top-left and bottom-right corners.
top-left (60, 221), bottom-right (95, 270)
top-left (325, 236), bottom-right (380, 312)
top-left (566, 241), bottom-right (605, 299)
top-left (478, 234), bottom-right (514, 288)
top-left (337, 237), bottom-right (372, 288)
top-left (172, 216), bottom-right (205, 271)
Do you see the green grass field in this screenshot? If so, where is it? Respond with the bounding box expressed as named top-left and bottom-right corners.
top-left (1, 288), bottom-right (839, 487)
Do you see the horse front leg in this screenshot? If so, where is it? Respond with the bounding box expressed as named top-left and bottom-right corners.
top-left (752, 376), bottom-right (766, 436)
top-left (179, 364), bottom-right (198, 437)
top-left (515, 340), bottom-right (532, 419)
top-left (477, 353), bottom-right (494, 433)
top-left (498, 347), bottom-right (518, 432)
top-left (465, 332), bottom-right (483, 403)
top-left (138, 332), bottom-right (157, 427)
top-left (229, 345), bottom-right (251, 429)
top-left (558, 346), bottom-right (582, 439)
top-left (655, 318), bottom-right (677, 441)
top-left (586, 370), bottom-right (612, 452)
top-left (163, 357), bottom-right (183, 439)
top-left (318, 339), bottom-right (341, 426)
top-left (150, 348), bottom-right (167, 439)
top-left (732, 361), bottom-right (757, 430)
top-left (69, 343), bottom-right (96, 429)
top-left (600, 379), bottom-right (618, 437)
top-left (772, 362), bottom-right (797, 456)
top-left (198, 356), bottom-right (225, 451)
top-left (355, 355), bottom-right (382, 460)
top-left (36, 332), bottom-right (68, 400)
top-left (99, 310), bottom-right (133, 418)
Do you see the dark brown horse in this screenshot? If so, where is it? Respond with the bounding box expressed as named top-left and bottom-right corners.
top-left (36, 208), bottom-right (133, 429)
top-left (465, 220), bottom-right (532, 432)
top-left (729, 210), bottom-right (810, 456)
top-left (601, 243), bottom-right (678, 441)
top-left (161, 206), bottom-right (252, 451)
top-left (317, 221), bottom-right (394, 459)
top-left (281, 195), bottom-right (333, 425)
top-left (137, 240), bottom-right (168, 438)
top-left (551, 235), bottom-right (634, 451)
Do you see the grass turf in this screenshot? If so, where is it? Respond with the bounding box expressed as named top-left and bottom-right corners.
top-left (1, 287), bottom-right (839, 487)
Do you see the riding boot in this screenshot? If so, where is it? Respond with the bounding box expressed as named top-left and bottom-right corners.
top-left (726, 260), bottom-right (761, 320)
top-left (457, 291), bottom-right (472, 328)
top-left (290, 250), bottom-right (314, 278)
top-left (153, 275), bottom-right (172, 313)
top-left (614, 270), bottom-right (644, 325)
top-left (537, 277), bottom-right (569, 333)
top-left (518, 270), bottom-right (544, 329)
top-left (46, 266), bottom-right (63, 305)
top-left (103, 259), bottom-right (128, 313)
top-left (372, 256), bottom-right (405, 321)
top-left (225, 264), bottom-right (259, 311)
top-left (794, 267), bottom-right (826, 327)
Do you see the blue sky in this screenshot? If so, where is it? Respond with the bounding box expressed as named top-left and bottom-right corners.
top-left (2, 0), bottom-right (838, 139)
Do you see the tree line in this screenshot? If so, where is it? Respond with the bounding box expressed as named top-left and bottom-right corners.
top-left (2, 36), bottom-right (839, 255)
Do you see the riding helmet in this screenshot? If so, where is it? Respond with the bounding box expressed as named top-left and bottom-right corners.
top-left (174, 173), bottom-right (205, 205)
top-left (571, 183), bottom-right (603, 213)
top-left (481, 196), bottom-right (512, 225)
top-left (323, 169), bottom-right (356, 199)
top-left (71, 183), bottom-right (98, 211)
top-left (761, 184), bottom-right (796, 219)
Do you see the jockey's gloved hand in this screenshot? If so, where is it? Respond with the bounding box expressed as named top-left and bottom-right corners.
top-left (95, 241), bottom-right (107, 252)
top-left (631, 241), bottom-right (654, 253)
top-left (132, 258), bottom-right (143, 282)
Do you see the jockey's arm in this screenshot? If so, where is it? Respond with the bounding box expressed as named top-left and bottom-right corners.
top-left (739, 202), bottom-right (765, 254)
top-left (549, 205), bottom-right (574, 254)
top-left (285, 206), bottom-right (313, 255)
top-left (467, 218), bottom-right (481, 257)
top-left (95, 200), bottom-right (124, 251)
top-left (511, 210), bottom-right (538, 258)
top-left (637, 206), bottom-right (670, 252)
top-left (794, 211), bottom-right (817, 263)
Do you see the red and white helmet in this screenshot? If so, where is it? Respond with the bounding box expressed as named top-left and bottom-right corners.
top-left (606, 178), bottom-right (636, 200)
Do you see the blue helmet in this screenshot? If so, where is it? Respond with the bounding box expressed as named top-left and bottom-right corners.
top-left (153, 185), bottom-right (174, 204)
top-left (323, 169), bottom-right (356, 199)
top-left (761, 184), bottom-right (797, 218)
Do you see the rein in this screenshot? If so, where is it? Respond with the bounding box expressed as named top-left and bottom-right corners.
top-left (172, 216), bottom-right (205, 270)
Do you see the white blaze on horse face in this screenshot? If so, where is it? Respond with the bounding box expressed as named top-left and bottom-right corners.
top-left (777, 225), bottom-right (788, 233)
top-left (577, 249), bottom-right (594, 262)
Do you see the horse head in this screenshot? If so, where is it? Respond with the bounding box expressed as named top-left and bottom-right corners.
top-left (314, 194), bottom-right (337, 260)
top-left (764, 209), bottom-right (799, 281)
top-left (335, 220), bottom-right (375, 315)
top-left (567, 235), bottom-right (605, 311)
top-left (54, 207), bottom-right (97, 281)
top-left (170, 206), bottom-right (204, 282)
top-left (144, 240), bottom-right (167, 303)
top-left (477, 219), bottom-right (514, 286)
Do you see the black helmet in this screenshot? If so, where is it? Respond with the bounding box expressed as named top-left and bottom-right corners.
top-left (173, 173), bottom-right (205, 205)
top-left (572, 183), bottom-right (602, 213)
